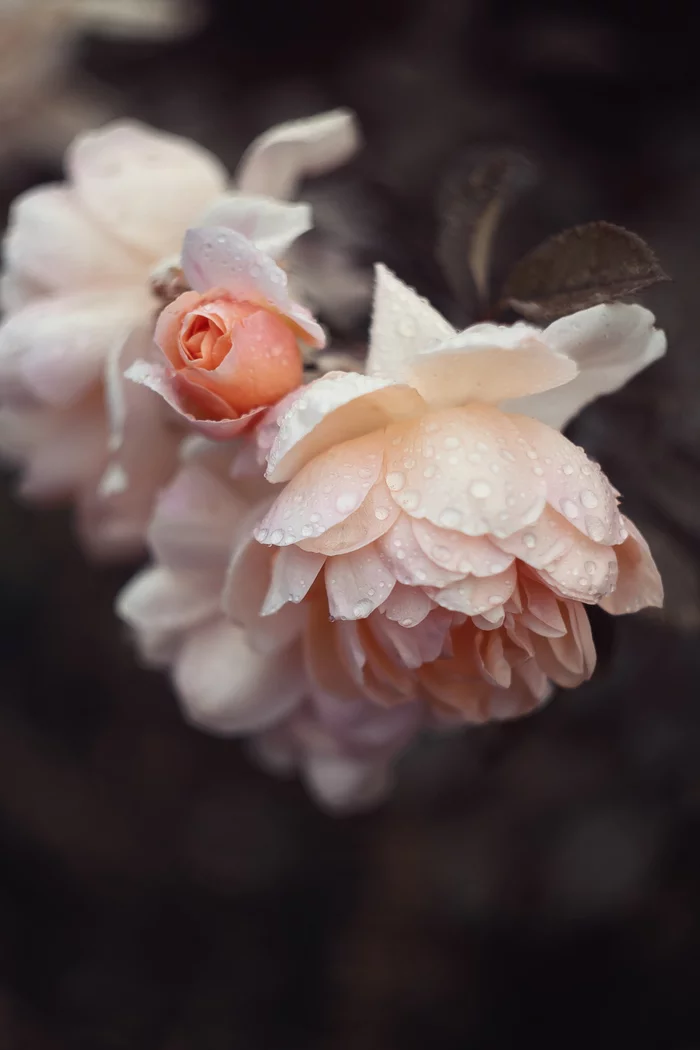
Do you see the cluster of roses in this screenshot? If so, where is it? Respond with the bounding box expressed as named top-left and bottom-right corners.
top-left (0, 111), bottom-right (664, 812)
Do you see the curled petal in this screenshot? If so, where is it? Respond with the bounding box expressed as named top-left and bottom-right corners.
top-left (379, 582), bottom-right (434, 627)
top-left (68, 121), bottom-right (227, 258)
top-left (125, 359), bottom-right (266, 440)
top-left (299, 479), bottom-right (399, 556)
top-left (261, 546), bottom-right (326, 615)
top-left (383, 405), bottom-right (546, 538)
top-left (117, 566), bottom-right (220, 652)
top-left (510, 412), bottom-right (625, 545)
top-left (492, 505), bottom-right (576, 568)
top-left (266, 371), bottom-right (424, 483)
top-left (236, 108), bottom-right (360, 201)
top-left (530, 602), bottom-right (595, 687)
top-left (196, 193), bottom-right (312, 259)
top-left (175, 620), bottom-right (305, 734)
top-left (182, 226), bottom-right (324, 347)
top-left (256, 432), bottom-right (384, 546)
top-left (506, 303), bottom-right (667, 430)
top-left (429, 563), bottom-right (517, 616)
top-left (537, 536), bottom-right (617, 603)
top-left (377, 514), bottom-right (463, 587)
top-left (518, 574), bottom-right (567, 637)
top-left (601, 516), bottom-right (663, 614)
top-left (407, 324), bottom-right (577, 409)
top-left (411, 517), bottom-right (513, 576)
top-left (368, 263), bottom-right (455, 380)
top-left (325, 546), bottom-right (396, 620)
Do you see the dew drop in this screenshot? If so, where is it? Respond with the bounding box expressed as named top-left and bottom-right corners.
top-left (585, 516), bottom-right (606, 542)
top-left (401, 490), bottom-right (420, 510)
top-left (526, 449), bottom-right (538, 460)
top-left (257, 528), bottom-right (268, 542)
top-left (533, 465), bottom-right (544, 476)
top-left (585, 560), bottom-right (596, 575)
top-left (489, 563), bottom-right (504, 574)
top-left (432, 544), bottom-right (451, 563)
top-left (458, 559), bottom-right (472, 573)
top-left (470, 480), bottom-right (492, 499)
top-left (404, 458), bottom-right (416, 469)
top-left (563, 464), bottom-right (574, 476)
top-left (489, 595), bottom-right (502, 605)
top-left (386, 471), bottom-right (406, 492)
top-left (399, 617), bottom-right (415, 628)
top-left (416, 569), bottom-right (427, 581)
top-left (578, 577), bottom-right (588, 587)
top-left (301, 524), bottom-right (313, 537)
top-left (375, 506), bottom-right (390, 521)
top-left (439, 508), bottom-right (462, 528)
top-left (358, 466), bottom-right (374, 479)
top-left (309, 512), bottom-right (321, 523)
top-left (353, 598), bottom-right (374, 618)
top-left (581, 489), bottom-right (599, 509)
top-left (336, 492), bottom-right (359, 513)
top-left (423, 464), bottom-right (437, 479)
top-left (490, 463), bottom-right (500, 474)
top-left (270, 529), bottom-right (284, 543)
top-left (499, 448), bottom-right (516, 463)
top-left (396, 549), bottom-right (406, 561)
top-left (561, 499), bottom-right (579, 520)
top-left (443, 436), bottom-right (460, 450)
top-left (523, 532), bottom-right (537, 549)
top-left (468, 452), bottom-right (482, 464)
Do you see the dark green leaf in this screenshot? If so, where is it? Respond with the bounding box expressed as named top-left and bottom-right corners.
top-left (501, 220), bottom-right (669, 321)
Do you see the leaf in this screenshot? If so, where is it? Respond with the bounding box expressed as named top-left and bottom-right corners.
top-left (436, 147), bottom-right (537, 313)
top-left (501, 221), bottom-right (669, 322)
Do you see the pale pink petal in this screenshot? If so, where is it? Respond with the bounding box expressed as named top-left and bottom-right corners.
top-left (510, 412), bottom-right (625, 545)
top-left (298, 479), bottom-right (399, 556)
top-left (325, 546), bottom-right (396, 619)
top-left (492, 505), bottom-right (576, 568)
top-left (117, 566), bottom-right (220, 644)
top-left (506, 304), bottom-right (666, 430)
top-left (4, 185), bottom-right (140, 295)
top-left (537, 537), bottom-right (617, 603)
top-left (175, 620), bottom-right (305, 734)
top-left (530, 602), bottom-right (595, 688)
top-left (182, 227), bottom-right (325, 347)
top-left (256, 432), bottom-right (384, 546)
top-left (125, 359), bottom-right (266, 440)
top-left (429, 563), bottom-right (517, 616)
top-left (367, 263), bottom-right (455, 380)
top-left (68, 121), bottom-right (227, 258)
top-left (370, 610), bottom-right (449, 669)
top-left (518, 575), bottom-right (567, 637)
top-left (379, 581), bottom-right (434, 627)
top-left (261, 546), bottom-right (326, 615)
top-left (235, 109), bottom-right (360, 201)
top-left (0, 290), bottom-right (150, 407)
top-left (377, 514), bottom-right (463, 587)
top-left (148, 464), bottom-right (248, 570)
top-left (265, 371), bottom-right (424, 483)
top-left (407, 324), bottom-right (577, 409)
top-left (601, 516), bottom-right (664, 614)
top-left (304, 606), bottom-right (368, 707)
top-left (383, 405), bottom-right (546, 537)
top-left (475, 631), bottom-right (512, 688)
top-left (411, 517), bottom-right (513, 576)
top-left (197, 193), bottom-right (312, 259)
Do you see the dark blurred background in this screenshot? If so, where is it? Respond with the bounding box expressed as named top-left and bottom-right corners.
top-left (2, 0), bottom-right (700, 1046)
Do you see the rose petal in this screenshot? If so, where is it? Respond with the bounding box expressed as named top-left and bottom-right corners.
top-left (379, 582), bottom-right (434, 627)
top-left (261, 546), bottom-right (326, 615)
top-left (367, 263), bottom-right (456, 380)
top-left (537, 536), bottom-right (617, 604)
top-left (325, 546), bottom-right (396, 620)
top-left (182, 226), bottom-right (325, 347)
top-left (235, 109), bottom-right (360, 201)
top-left (197, 193), bottom-right (312, 259)
top-left (601, 515), bottom-right (664, 614)
top-left (298, 479), bottom-right (399, 557)
top-left (117, 565), bottom-right (220, 644)
top-left (411, 517), bottom-right (513, 576)
top-left (175, 620), bottom-right (305, 734)
top-left (266, 370), bottom-right (424, 483)
top-left (3, 185), bottom-right (140, 296)
top-left (0, 290), bottom-right (149, 407)
top-left (68, 121), bottom-right (227, 258)
top-left (407, 323), bottom-right (577, 409)
top-left (518, 574), bottom-right (567, 637)
top-left (125, 358), bottom-right (266, 440)
top-left (148, 464), bottom-right (248, 570)
top-left (377, 514), bottom-right (463, 587)
top-left (383, 405), bottom-right (547, 538)
top-left (256, 432), bottom-right (384, 546)
top-left (509, 412), bottom-right (625, 545)
top-left (303, 753), bottom-right (392, 813)
top-left (492, 505), bottom-right (577, 568)
top-left (505, 303), bottom-right (666, 430)
top-left (429, 564), bottom-right (517, 616)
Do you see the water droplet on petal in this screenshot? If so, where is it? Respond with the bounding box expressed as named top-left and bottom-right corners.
top-left (336, 492), bottom-right (359, 513)
top-left (270, 529), bottom-right (284, 543)
top-left (489, 563), bottom-right (504, 574)
top-left (578, 577), bottom-right (588, 587)
top-left (561, 499), bottom-right (579, 520)
top-left (585, 560), bottom-right (596, 575)
top-left (301, 524), bottom-right (313, 537)
top-left (585, 515), bottom-right (605, 542)
top-left (470, 480), bottom-right (492, 499)
top-left (581, 489), bottom-right (599, 509)
top-left (458, 559), bottom-right (472, 573)
top-left (523, 532), bottom-right (537, 549)
top-left (439, 508), bottom-right (462, 529)
top-left (526, 449), bottom-right (538, 460)
top-left (533, 465), bottom-right (544, 476)
top-left (386, 472), bottom-right (406, 492)
top-left (353, 598), bottom-right (374, 618)
top-left (257, 528), bottom-right (268, 542)
top-left (400, 490), bottom-right (420, 511)
top-left (404, 458), bottom-right (416, 469)
top-left (375, 506), bottom-right (390, 521)
top-left (399, 617), bottom-right (415, 628)
top-left (423, 464), bottom-right (437, 479)
top-left (563, 464), bottom-right (574, 476)
top-left (432, 545), bottom-right (451, 563)
top-left (468, 452), bottom-right (481, 464)
top-left (489, 595), bottom-right (502, 605)
top-left (499, 448), bottom-right (516, 463)
top-left (444, 436), bottom-right (460, 450)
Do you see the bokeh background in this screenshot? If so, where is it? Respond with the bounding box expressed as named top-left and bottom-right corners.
top-left (2, 0), bottom-right (700, 1046)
